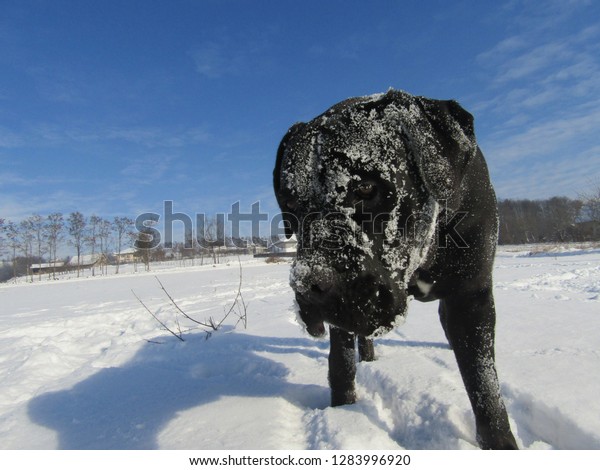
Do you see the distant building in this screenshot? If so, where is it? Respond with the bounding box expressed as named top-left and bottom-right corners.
top-left (114, 247), bottom-right (138, 264)
top-left (67, 253), bottom-right (107, 269)
top-left (30, 261), bottom-right (66, 275)
top-left (268, 234), bottom-right (298, 254)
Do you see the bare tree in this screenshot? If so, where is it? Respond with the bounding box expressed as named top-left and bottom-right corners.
top-left (127, 231), bottom-right (140, 272)
top-left (183, 228), bottom-right (196, 264)
top-left (4, 221), bottom-right (20, 282)
top-left (580, 182), bottom-right (600, 239)
top-left (86, 215), bottom-right (102, 276)
top-left (1, 220), bottom-right (21, 283)
top-left (45, 213), bottom-right (64, 279)
top-left (198, 214), bottom-right (225, 265)
top-left (98, 218), bottom-right (112, 275)
top-left (27, 215), bottom-right (47, 281)
top-left (498, 197), bottom-right (589, 244)
top-left (19, 219), bottom-right (35, 282)
top-left (543, 197), bottom-right (582, 242)
top-left (0, 218), bottom-right (4, 256)
top-left (68, 212), bottom-right (86, 277)
top-left (135, 224), bottom-right (157, 272)
top-left (113, 216), bottom-right (134, 274)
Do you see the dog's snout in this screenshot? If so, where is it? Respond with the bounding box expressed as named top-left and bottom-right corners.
top-left (311, 278), bottom-right (333, 294)
top-left (291, 260), bottom-right (337, 296)
top-left (307, 267), bottom-right (335, 296)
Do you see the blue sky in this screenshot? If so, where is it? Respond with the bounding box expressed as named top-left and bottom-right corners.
top-left (1, 0), bottom-right (599, 230)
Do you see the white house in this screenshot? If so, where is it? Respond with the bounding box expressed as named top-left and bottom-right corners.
top-left (268, 234), bottom-right (298, 254)
top-left (114, 247), bottom-right (138, 264)
top-left (30, 261), bottom-right (66, 275)
top-left (67, 253), bottom-right (106, 269)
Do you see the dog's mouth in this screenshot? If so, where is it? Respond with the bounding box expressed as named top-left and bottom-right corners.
top-left (294, 276), bottom-right (408, 338)
top-left (304, 320), bottom-right (327, 338)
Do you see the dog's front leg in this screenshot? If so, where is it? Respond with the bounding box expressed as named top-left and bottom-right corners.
top-left (441, 289), bottom-right (518, 449)
top-left (358, 336), bottom-right (375, 362)
top-left (328, 326), bottom-right (357, 406)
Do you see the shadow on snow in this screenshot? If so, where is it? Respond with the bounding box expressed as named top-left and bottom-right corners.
top-left (27, 328), bottom-right (329, 449)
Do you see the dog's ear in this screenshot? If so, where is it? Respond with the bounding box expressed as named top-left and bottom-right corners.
top-left (274, 122), bottom-right (306, 195)
top-left (412, 96), bottom-right (477, 210)
top-left (274, 122), bottom-right (306, 239)
top-left (383, 90), bottom-right (477, 210)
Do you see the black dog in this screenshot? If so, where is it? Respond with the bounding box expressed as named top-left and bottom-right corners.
top-left (273, 89), bottom-right (517, 450)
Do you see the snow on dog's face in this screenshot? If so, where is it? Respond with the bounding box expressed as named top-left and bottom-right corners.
top-left (274, 90), bottom-right (476, 337)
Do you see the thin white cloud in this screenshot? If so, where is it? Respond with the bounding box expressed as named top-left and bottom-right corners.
top-left (189, 30), bottom-right (273, 79)
top-left (0, 126), bottom-right (22, 148)
top-left (494, 42), bottom-right (571, 83)
top-left (476, 4), bottom-right (600, 96)
top-left (26, 65), bottom-right (89, 105)
top-left (0, 181), bottom-right (158, 222)
top-left (1, 123), bottom-right (210, 150)
top-left (472, 0), bottom-right (600, 199)
top-left (483, 100), bottom-right (600, 163)
top-left (0, 189), bottom-right (86, 221)
top-left (119, 154), bottom-right (177, 183)
top-left (0, 171), bottom-right (28, 187)
top-left (70, 124), bottom-right (210, 148)
top-left (0, 171), bottom-right (75, 188)
top-left (190, 42), bottom-right (231, 78)
top-left (492, 149), bottom-right (600, 199)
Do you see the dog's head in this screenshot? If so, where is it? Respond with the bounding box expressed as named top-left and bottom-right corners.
top-left (273, 89), bottom-right (477, 338)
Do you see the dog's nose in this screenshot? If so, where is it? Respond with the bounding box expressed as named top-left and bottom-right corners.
top-left (311, 278), bottom-right (333, 294)
top-left (290, 260), bottom-right (336, 297)
top-left (308, 267), bottom-right (336, 295)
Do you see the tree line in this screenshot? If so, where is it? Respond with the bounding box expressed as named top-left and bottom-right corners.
top-left (0, 212), bottom-right (135, 282)
top-left (497, 188), bottom-right (600, 244)
top-left (0, 212), bottom-right (266, 282)
top-left (2, 187), bottom-right (599, 282)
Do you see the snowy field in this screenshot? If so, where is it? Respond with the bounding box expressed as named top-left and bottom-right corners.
top-left (0, 246), bottom-right (599, 450)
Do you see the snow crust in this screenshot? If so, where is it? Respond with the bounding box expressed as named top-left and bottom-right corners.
top-left (1, 248), bottom-right (599, 449)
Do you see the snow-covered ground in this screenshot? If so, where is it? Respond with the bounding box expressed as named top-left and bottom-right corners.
top-left (0, 247), bottom-right (599, 450)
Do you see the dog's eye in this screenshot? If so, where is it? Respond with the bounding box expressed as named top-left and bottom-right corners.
top-left (356, 182), bottom-right (376, 199)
